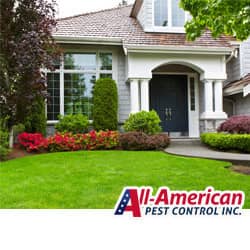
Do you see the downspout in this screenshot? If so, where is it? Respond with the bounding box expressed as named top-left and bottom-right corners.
top-left (226, 48), bottom-right (238, 63)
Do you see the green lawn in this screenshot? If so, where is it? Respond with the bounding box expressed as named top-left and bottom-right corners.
top-left (0, 151), bottom-right (249, 208)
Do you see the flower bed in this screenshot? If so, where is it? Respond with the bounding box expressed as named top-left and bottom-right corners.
top-left (18, 131), bottom-right (119, 152)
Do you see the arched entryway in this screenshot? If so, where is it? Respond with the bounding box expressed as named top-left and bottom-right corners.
top-left (150, 64), bottom-right (199, 137)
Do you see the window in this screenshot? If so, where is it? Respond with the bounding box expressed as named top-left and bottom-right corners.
top-left (154, 0), bottom-right (168, 27)
top-left (154, 0), bottom-right (186, 28)
top-left (190, 77), bottom-right (195, 111)
top-left (46, 52), bottom-right (113, 121)
top-left (47, 73), bottom-right (60, 120)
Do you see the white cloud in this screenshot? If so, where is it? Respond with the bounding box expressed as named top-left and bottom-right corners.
top-left (56, 0), bottom-right (135, 18)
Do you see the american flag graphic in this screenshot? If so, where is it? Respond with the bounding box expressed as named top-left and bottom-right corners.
top-left (114, 189), bottom-right (131, 215)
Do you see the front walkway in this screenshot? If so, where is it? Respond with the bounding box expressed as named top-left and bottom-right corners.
top-left (165, 140), bottom-right (250, 165)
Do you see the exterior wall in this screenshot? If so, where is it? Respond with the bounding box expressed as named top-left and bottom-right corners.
top-left (226, 37), bottom-right (250, 85)
top-left (226, 56), bottom-right (241, 84)
top-left (241, 37), bottom-right (250, 77)
top-left (234, 94), bottom-right (250, 115)
top-left (137, 0), bottom-right (153, 31)
top-left (117, 49), bottom-right (130, 123)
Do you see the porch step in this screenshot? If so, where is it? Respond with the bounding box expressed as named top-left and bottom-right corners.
top-left (170, 138), bottom-right (201, 146)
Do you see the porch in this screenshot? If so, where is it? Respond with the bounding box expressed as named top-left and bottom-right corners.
top-left (127, 53), bottom-right (228, 137)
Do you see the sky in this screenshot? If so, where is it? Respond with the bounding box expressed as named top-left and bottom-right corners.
top-left (56, 0), bottom-right (135, 18)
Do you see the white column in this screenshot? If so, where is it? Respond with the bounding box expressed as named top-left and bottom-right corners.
top-left (214, 80), bottom-right (223, 113)
top-left (204, 79), bottom-right (213, 114)
top-left (130, 79), bottom-right (140, 113)
top-left (140, 79), bottom-right (150, 111)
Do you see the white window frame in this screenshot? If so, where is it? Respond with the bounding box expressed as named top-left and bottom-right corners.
top-left (152, 0), bottom-right (189, 33)
top-left (46, 50), bottom-right (115, 124)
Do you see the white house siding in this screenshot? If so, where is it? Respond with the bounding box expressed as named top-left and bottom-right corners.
top-left (226, 38), bottom-right (250, 84)
top-left (117, 49), bottom-right (130, 123)
top-left (137, 0), bottom-right (153, 31)
top-left (234, 94), bottom-right (250, 115)
top-left (226, 56), bottom-right (241, 85)
top-left (241, 38), bottom-right (250, 77)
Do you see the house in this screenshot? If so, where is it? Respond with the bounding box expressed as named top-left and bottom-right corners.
top-left (224, 38), bottom-right (250, 116)
top-left (48, 0), bottom-right (237, 138)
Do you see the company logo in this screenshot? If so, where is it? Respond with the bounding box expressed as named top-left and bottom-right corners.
top-left (114, 187), bottom-right (245, 217)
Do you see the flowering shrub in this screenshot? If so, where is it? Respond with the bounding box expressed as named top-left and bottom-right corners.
top-left (119, 132), bottom-right (170, 150)
top-left (18, 132), bottom-right (46, 152)
top-left (46, 131), bottom-right (119, 152)
top-left (18, 131), bottom-right (119, 153)
top-left (217, 115), bottom-right (250, 134)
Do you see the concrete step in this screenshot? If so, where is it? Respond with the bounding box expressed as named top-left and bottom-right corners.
top-left (170, 138), bottom-right (201, 146)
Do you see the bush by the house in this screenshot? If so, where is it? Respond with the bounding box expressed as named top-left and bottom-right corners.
top-left (23, 97), bottom-right (47, 135)
top-left (119, 132), bottom-right (169, 150)
top-left (18, 132), bottom-right (47, 152)
top-left (55, 114), bottom-right (89, 134)
top-left (0, 117), bottom-right (10, 161)
top-left (93, 78), bottom-right (118, 131)
top-left (201, 133), bottom-right (250, 153)
top-left (217, 115), bottom-right (250, 134)
top-left (123, 110), bottom-right (162, 135)
top-left (18, 131), bottom-right (119, 153)
top-left (0, 130), bottom-right (9, 160)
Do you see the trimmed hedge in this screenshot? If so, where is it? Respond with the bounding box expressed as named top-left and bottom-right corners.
top-left (93, 78), bottom-right (118, 131)
top-left (201, 133), bottom-right (250, 153)
top-left (119, 132), bottom-right (170, 150)
top-left (0, 130), bottom-right (9, 160)
top-left (124, 110), bottom-right (162, 135)
top-left (55, 114), bottom-right (89, 134)
top-left (217, 115), bottom-right (250, 134)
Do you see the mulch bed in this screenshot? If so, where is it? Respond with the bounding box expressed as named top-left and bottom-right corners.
top-left (6, 148), bottom-right (33, 161)
top-left (231, 165), bottom-right (250, 175)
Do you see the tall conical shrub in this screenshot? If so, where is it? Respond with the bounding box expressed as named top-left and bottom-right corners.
top-left (93, 78), bottom-right (118, 130)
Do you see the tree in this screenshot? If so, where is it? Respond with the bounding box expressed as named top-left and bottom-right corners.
top-left (93, 78), bottom-right (118, 131)
top-left (180, 0), bottom-right (250, 41)
top-left (0, 0), bottom-right (60, 129)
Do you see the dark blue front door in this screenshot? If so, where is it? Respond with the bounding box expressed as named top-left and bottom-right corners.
top-left (150, 75), bottom-right (189, 132)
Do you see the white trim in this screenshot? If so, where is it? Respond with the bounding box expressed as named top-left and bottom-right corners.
top-left (54, 36), bottom-right (122, 45)
top-left (243, 84), bottom-right (250, 97)
top-left (125, 45), bottom-right (232, 55)
top-left (60, 54), bottom-right (64, 116)
top-left (187, 74), bottom-right (200, 138)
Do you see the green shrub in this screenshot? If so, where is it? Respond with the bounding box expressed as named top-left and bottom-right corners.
top-left (123, 110), bottom-right (162, 135)
top-left (119, 132), bottom-right (170, 150)
top-left (23, 97), bottom-right (46, 135)
top-left (0, 130), bottom-right (9, 160)
top-left (93, 78), bottom-right (118, 131)
top-left (0, 117), bottom-right (9, 161)
top-left (55, 114), bottom-right (89, 134)
top-left (201, 133), bottom-right (250, 153)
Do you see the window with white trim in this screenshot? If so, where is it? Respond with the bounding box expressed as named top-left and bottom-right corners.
top-left (46, 52), bottom-right (113, 121)
top-left (154, 0), bottom-right (186, 28)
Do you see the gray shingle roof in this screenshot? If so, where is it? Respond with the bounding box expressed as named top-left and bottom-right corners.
top-left (54, 5), bottom-right (233, 48)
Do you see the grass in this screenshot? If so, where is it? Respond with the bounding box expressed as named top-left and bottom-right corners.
top-left (0, 151), bottom-right (249, 208)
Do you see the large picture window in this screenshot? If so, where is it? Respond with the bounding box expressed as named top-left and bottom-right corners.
top-left (154, 0), bottom-right (186, 28)
top-left (46, 52), bottom-right (113, 121)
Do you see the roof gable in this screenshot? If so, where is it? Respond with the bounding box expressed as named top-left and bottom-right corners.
top-left (54, 5), bottom-right (234, 50)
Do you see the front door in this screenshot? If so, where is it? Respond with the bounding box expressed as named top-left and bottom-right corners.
top-left (150, 75), bottom-right (188, 133)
